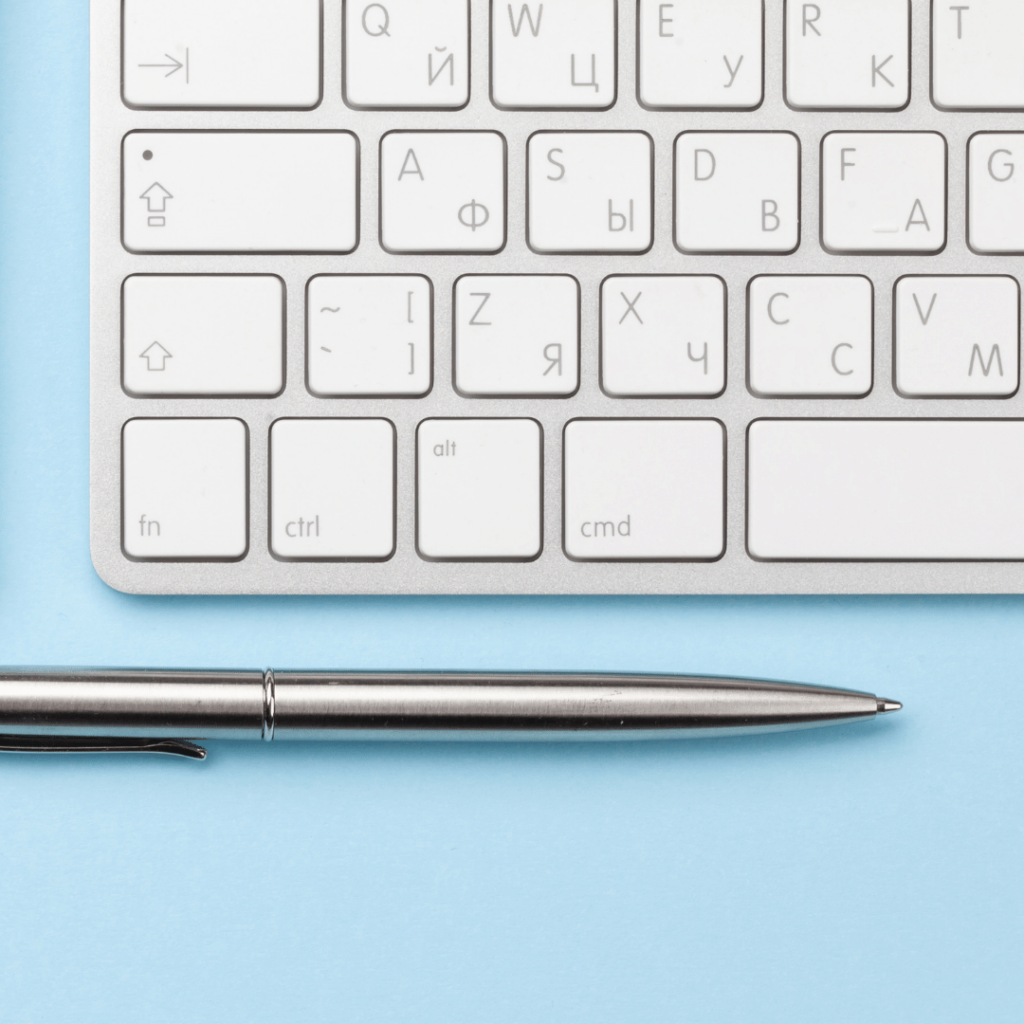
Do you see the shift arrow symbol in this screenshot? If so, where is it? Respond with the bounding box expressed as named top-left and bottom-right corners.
top-left (140, 342), bottom-right (172, 371)
top-left (138, 54), bottom-right (184, 77)
top-left (140, 182), bottom-right (173, 212)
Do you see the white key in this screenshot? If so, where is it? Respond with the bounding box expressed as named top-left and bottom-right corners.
top-left (933, 0), bottom-right (1024, 110)
top-left (748, 276), bottom-right (873, 397)
top-left (674, 132), bottom-right (800, 253)
top-left (344, 0), bottom-right (469, 109)
top-left (122, 0), bottom-right (321, 109)
top-left (122, 276), bottom-right (283, 397)
top-left (748, 420), bottom-right (1024, 559)
top-left (968, 134), bottom-right (1024, 253)
top-left (122, 132), bottom-right (358, 254)
top-left (601, 276), bottom-right (726, 397)
top-left (491, 0), bottom-right (616, 109)
top-left (454, 276), bottom-right (579, 396)
top-left (638, 0), bottom-right (763, 110)
top-left (380, 132), bottom-right (506, 253)
top-left (821, 132), bottom-right (946, 253)
top-left (307, 276), bottom-right (431, 397)
top-left (785, 0), bottom-right (909, 110)
top-left (270, 420), bottom-right (396, 560)
top-left (122, 419), bottom-right (247, 559)
top-left (527, 132), bottom-right (652, 253)
top-left (563, 420), bottom-right (725, 560)
top-left (894, 276), bottom-right (1019, 397)
top-left (417, 419), bottom-right (542, 559)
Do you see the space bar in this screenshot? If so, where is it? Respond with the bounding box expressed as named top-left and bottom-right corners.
top-left (747, 420), bottom-right (1024, 560)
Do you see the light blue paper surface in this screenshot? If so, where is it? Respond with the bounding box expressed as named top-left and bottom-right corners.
top-left (0, 3), bottom-right (1021, 1021)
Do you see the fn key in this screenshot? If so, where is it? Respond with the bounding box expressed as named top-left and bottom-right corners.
top-left (123, 419), bottom-right (248, 561)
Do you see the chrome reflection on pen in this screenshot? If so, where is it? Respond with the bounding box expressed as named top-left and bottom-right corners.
top-left (0, 669), bottom-right (902, 759)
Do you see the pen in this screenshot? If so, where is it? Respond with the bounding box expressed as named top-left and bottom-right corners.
top-left (0, 669), bottom-right (902, 759)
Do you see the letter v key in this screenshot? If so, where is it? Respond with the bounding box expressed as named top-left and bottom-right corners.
top-left (913, 293), bottom-right (937, 326)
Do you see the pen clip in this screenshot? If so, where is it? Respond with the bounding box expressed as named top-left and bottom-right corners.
top-left (0, 735), bottom-right (207, 759)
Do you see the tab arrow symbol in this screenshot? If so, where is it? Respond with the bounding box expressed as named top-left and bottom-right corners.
top-left (138, 54), bottom-right (184, 77)
top-left (140, 342), bottom-right (172, 371)
top-left (140, 183), bottom-right (173, 212)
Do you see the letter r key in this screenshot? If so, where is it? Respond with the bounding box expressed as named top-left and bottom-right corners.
top-left (786, 0), bottom-right (909, 110)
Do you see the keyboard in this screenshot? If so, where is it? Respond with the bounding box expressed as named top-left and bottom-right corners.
top-left (90, 0), bottom-right (1024, 595)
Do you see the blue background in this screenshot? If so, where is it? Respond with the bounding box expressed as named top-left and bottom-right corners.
top-left (0, 3), bottom-right (1021, 1021)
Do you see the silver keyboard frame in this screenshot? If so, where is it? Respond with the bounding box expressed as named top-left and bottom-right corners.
top-left (90, 0), bottom-right (1024, 595)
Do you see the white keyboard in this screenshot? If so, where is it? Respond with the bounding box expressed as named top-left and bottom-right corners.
top-left (90, 0), bottom-right (1024, 595)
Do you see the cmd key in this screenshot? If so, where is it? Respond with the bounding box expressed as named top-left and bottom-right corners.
top-left (122, 131), bottom-right (359, 254)
top-left (564, 420), bottom-right (725, 561)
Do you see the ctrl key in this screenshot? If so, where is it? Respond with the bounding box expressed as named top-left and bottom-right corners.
top-left (122, 419), bottom-right (248, 560)
top-left (270, 419), bottom-right (396, 560)
top-left (417, 419), bottom-right (542, 560)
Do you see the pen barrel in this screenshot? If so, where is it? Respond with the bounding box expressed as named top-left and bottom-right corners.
top-left (0, 670), bottom-right (265, 739)
top-left (270, 673), bottom-right (880, 740)
top-left (0, 670), bottom-right (881, 742)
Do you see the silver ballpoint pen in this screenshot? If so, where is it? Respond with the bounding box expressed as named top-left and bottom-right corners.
top-left (0, 669), bottom-right (902, 759)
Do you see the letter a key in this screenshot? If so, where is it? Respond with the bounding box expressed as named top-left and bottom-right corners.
top-left (381, 131), bottom-right (506, 252)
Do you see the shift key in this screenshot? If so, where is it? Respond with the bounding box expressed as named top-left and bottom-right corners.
top-left (122, 131), bottom-right (359, 253)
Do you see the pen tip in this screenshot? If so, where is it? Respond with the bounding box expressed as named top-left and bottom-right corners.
top-left (876, 698), bottom-right (902, 715)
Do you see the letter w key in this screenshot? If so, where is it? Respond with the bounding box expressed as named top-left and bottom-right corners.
top-left (508, 4), bottom-right (543, 37)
